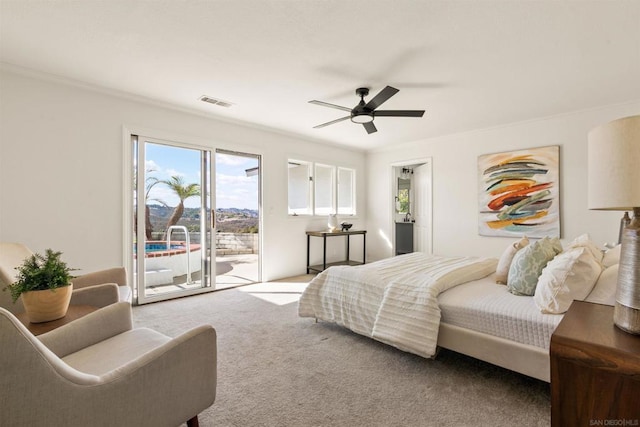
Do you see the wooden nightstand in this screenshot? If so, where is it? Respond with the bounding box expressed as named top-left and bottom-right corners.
top-left (550, 300), bottom-right (640, 426)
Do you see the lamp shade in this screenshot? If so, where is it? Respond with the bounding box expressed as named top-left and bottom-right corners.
top-left (588, 115), bottom-right (640, 210)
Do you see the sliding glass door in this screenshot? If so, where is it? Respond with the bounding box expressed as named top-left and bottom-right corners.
top-left (214, 149), bottom-right (261, 289)
top-left (132, 135), bottom-right (214, 304)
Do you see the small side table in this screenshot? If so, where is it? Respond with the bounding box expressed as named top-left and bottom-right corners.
top-left (306, 230), bottom-right (366, 273)
top-left (16, 305), bottom-right (98, 336)
top-left (550, 301), bottom-right (640, 426)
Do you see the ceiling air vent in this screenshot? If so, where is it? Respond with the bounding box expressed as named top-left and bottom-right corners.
top-left (199, 95), bottom-right (234, 108)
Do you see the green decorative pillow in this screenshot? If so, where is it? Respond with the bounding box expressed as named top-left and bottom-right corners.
top-left (507, 237), bottom-right (562, 296)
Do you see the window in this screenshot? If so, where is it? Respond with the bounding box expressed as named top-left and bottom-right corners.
top-left (314, 164), bottom-right (334, 215)
top-left (288, 161), bottom-right (311, 215)
top-left (337, 167), bottom-right (355, 215)
top-left (288, 160), bottom-right (355, 216)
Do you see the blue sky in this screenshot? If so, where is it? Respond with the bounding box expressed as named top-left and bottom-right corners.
top-left (145, 143), bottom-right (258, 210)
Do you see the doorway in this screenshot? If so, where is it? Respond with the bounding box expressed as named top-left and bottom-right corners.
top-left (391, 159), bottom-right (433, 255)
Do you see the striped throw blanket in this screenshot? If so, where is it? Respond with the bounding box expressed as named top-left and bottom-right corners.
top-left (298, 253), bottom-right (497, 358)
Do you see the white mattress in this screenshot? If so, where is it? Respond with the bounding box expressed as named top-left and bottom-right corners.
top-left (437, 273), bottom-right (563, 349)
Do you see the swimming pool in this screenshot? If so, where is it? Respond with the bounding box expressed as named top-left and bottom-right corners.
top-left (136, 241), bottom-right (202, 287)
top-left (143, 242), bottom-right (185, 253)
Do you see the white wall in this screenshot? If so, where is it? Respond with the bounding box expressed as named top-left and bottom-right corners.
top-left (366, 102), bottom-right (640, 261)
top-left (4, 67), bottom-right (638, 280)
top-left (0, 69), bottom-right (366, 281)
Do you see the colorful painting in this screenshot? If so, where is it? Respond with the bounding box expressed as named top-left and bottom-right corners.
top-left (478, 145), bottom-right (560, 238)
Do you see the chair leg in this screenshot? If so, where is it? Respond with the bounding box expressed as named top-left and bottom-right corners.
top-left (187, 415), bottom-right (199, 427)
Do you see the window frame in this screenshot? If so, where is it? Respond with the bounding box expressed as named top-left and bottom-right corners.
top-left (287, 160), bottom-right (312, 216)
top-left (337, 166), bottom-right (356, 216)
top-left (287, 159), bottom-right (356, 217)
top-left (313, 163), bottom-right (335, 216)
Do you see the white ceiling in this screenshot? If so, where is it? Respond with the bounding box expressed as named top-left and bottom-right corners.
top-left (1, 1), bottom-right (639, 151)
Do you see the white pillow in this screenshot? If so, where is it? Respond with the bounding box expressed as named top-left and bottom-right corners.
top-left (495, 236), bottom-right (529, 285)
top-left (567, 233), bottom-right (604, 263)
top-left (533, 246), bottom-right (603, 314)
top-left (585, 264), bottom-right (618, 306)
top-left (602, 244), bottom-right (621, 268)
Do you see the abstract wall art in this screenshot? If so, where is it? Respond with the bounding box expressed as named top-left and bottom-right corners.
top-left (478, 145), bottom-right (560, 238)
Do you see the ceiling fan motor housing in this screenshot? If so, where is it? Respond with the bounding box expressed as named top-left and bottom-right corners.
top-left (352, 88), bottom-right (374, 123)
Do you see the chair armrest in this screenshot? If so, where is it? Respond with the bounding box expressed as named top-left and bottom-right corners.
top-left (69, 283), bottom-right (119, 308)
top-left (101, 325), bottom-right (217, 383)
top-left (1, 308), bottom-right (101, 386)
top-left (96, 325), bottom-right (217, 426)
top-left (72, 267), bottom-right (127, 289)
top-left (38, 302), bottom-right (133, 358)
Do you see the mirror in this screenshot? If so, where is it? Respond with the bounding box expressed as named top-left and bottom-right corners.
top-left (396, 178), bottom-right (411, 214)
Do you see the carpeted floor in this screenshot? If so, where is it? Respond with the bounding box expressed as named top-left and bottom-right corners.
top-left (133, 276), bottom-right (550, 427)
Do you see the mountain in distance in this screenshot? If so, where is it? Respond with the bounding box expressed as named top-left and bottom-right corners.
top-left (148, 204), bottom-right (258, 233)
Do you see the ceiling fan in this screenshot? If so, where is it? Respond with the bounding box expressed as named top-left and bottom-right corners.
top-left (309, 86), bottom-right (425, 134)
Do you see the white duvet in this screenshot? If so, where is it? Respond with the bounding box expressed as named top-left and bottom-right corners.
top-left (298, 252), bottom-right (497, 358)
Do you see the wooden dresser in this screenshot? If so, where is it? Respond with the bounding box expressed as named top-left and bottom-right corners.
top-left (550, 300), bottom-right (640, 426)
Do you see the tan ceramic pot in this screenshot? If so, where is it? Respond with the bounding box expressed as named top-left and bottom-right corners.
top-left (21, 284), bottom-right (73, 323)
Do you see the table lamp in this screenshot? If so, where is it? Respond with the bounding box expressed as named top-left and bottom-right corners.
top-left (588, 114), bottom-right (640, 334)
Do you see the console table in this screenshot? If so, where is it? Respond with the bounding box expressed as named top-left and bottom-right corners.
top-left (16, 305), bottom-right (98, 336)
top-left (306, 230), bottom-right (366, 273)
top-left (550, 301), bottom-right (640, 426)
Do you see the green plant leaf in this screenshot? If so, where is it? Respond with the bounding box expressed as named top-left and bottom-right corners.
top-left (5, 249), bottom-right (76, 303)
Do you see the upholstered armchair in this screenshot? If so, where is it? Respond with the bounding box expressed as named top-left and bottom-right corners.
top-left (0, 302), bottom-right (217, 426)
top-left (0, 242), bottom-right (131, 314)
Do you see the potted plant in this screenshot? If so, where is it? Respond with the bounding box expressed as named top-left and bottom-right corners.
top-left (5, 249), bottom-right (76, 323)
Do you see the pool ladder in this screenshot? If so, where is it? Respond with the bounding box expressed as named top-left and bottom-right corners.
top-left (166, 225), bottom-right (193, 284)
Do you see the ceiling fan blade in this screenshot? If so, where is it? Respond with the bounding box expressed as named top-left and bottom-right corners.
top-left (363, 122), bottom-right (377, 134)
top-left (309, 100), bottom-right (352, 112)
top-left (364, 86), bottom-right (399, 111)
top-left (374, 110), bottom-right (425, 117)
top-left (313, 116), bottom-right (350, 129)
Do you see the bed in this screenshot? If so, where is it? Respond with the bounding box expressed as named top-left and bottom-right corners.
top-left (436, 272), bottom-right (561, 382)
top-left (298, 245), bottom-right (618, 382)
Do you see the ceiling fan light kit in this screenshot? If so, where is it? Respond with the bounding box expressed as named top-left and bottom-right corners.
top-left (309, 86), bottom-right (425, 134)
top-left (351, 113), bottom-right (374, 124)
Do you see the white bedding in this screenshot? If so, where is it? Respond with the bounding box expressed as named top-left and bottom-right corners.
top-left (298, 253), bottom-right (497, 358)
top-left (438, 273), bottom-right (563, 349)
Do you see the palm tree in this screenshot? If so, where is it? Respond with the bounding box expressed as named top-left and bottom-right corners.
top-left (133, 170), bottom-right (167, 240)
top-left (161, 176), bottom-right (200, 230)
top-left (144, 176), bottom-right (165, 240)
